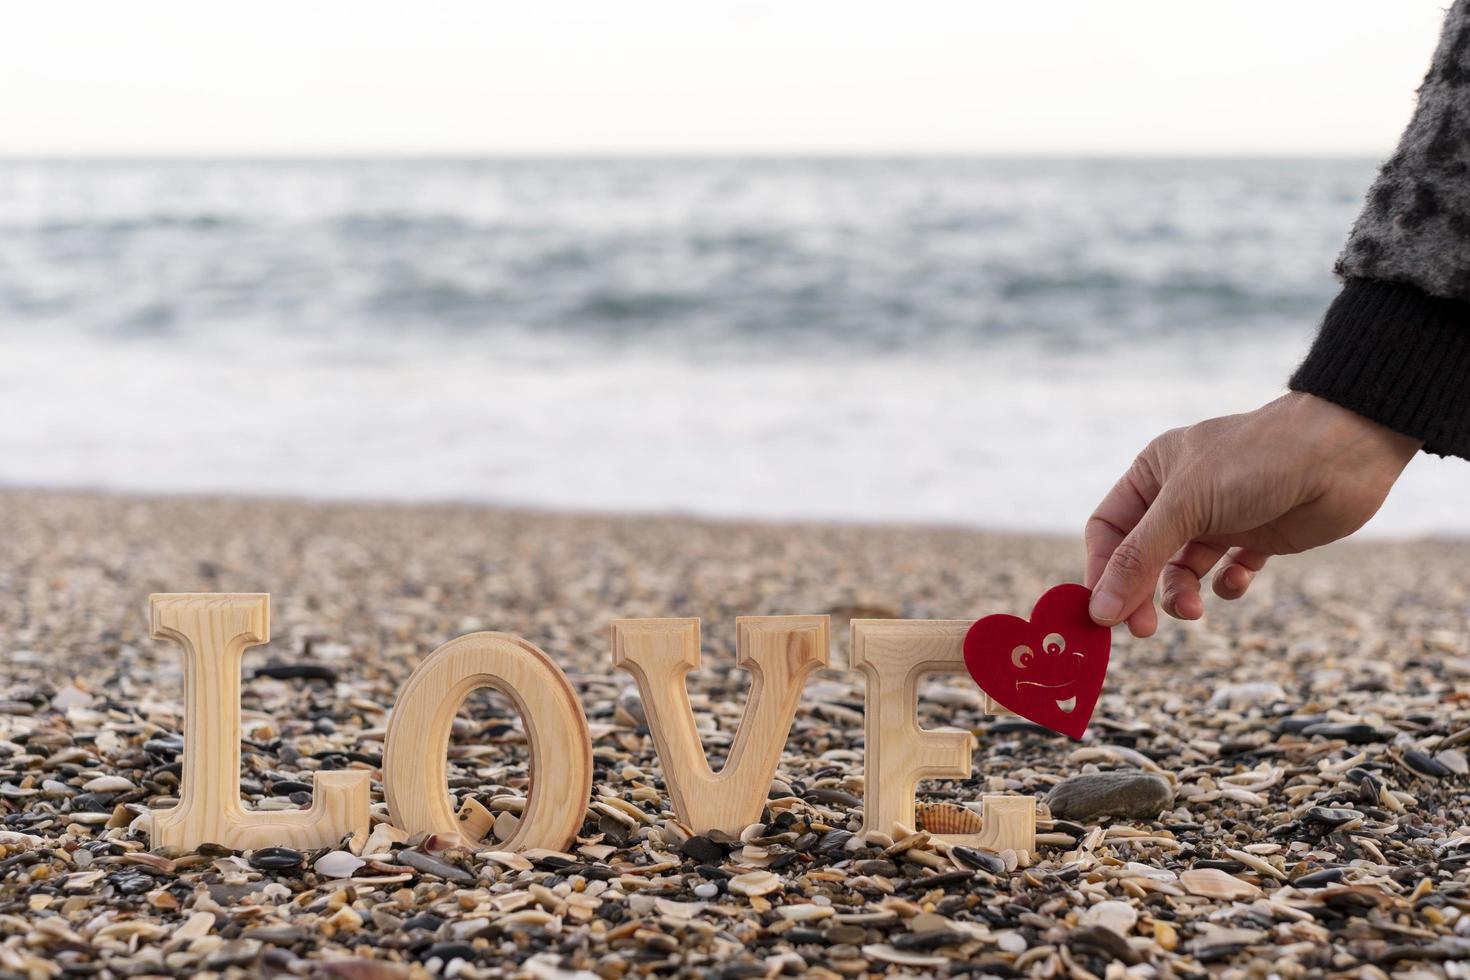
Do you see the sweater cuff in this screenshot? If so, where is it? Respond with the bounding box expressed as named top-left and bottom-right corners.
top-left (1289, 278), bottom-right (1470, 458)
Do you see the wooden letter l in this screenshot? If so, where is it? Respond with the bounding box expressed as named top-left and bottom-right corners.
top-left (147, 594), bottom-right (371, 851)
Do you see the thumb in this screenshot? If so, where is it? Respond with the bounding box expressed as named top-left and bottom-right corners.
top-left (1089, 491), bottom-right (1198, 627)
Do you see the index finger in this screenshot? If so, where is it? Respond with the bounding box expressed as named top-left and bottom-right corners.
top-left (1084, 454), bottom-right (1162, 589)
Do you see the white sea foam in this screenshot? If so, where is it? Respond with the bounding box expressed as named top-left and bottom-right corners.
top-left (0, 159), bottom-right (1462, 534)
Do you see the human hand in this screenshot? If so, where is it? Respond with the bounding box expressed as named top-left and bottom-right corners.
top-left (1084, 392), bottom-right (1421, 637)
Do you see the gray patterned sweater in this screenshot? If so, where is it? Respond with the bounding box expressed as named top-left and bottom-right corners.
top-left (1290, 0), bottom-right (1470, 457)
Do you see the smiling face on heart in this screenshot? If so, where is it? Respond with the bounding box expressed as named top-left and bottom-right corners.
top-left (963, 583), bottom-right (1110, 740)
top-left (1006, 630), bottom-right (1086, 715)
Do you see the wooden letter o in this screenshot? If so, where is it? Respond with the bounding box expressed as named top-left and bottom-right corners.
top-left (383, 632), bottom-right (592, 852)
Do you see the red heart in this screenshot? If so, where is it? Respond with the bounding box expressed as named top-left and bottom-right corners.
top-left (963, 584), bottom-right (1110, 740)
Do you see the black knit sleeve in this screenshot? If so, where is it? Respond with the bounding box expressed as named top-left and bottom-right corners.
top-left (1288, 0), bottom-right (1470, 459)
top-left (1289, 279), bottom-right (1470, 457)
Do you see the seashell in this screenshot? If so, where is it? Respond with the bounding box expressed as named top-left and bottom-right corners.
top-left (727, 870), bottom-right (782, 897)
top-left (172, 911), bottom-right (216, 942)
top-left (1179, 868), bottom-right (1262, 900)
top-left (1080, 899), bottom-right (1137, 935)
top-left (776, 903), bottom-right (834, 922)
top-left (82, 775), bottom-right (137, 794)
top-left (360, 822), bottom-right (407, 857)
top-left (314, 850), bottom-right (366, 879)
top-left (654, 897), bottom-right (706, 919)
top-left (862, 945), bottom-right (949, 968)
top-left (914, 802), bottom-right (983, 835)
top-left (492, 810), bottom-right (519, 843)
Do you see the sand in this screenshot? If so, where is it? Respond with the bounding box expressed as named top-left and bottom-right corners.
top-left (1, 490), bottom-right (1467, 977)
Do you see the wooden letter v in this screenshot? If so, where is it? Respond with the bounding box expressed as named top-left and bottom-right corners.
top-left (611, 616), bottom-right (828, 835)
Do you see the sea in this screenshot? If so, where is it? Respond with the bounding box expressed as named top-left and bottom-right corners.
top-left (0, 157), bottom-right (1463, 535)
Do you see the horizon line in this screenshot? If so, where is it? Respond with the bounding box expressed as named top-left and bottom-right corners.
top-left (0, 149), bottom-right (1392, 162)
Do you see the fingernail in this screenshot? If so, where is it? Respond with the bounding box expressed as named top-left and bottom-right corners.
top-left (1089, 589), bottom-right (1123, 624)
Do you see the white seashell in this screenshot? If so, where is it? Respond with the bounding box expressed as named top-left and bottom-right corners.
top-left (1179, 868), bottom-right (1262, 900)
top-left (493, 810), bottom-right (520, 843)
top-left (1080, 899), bottom-right (1137, 935)
top-left (728, 870), bottom-right (781, 897)
top-left (173, 911), bottom-right (216, 942)
top-left (862, 944), bottom-right (949, 967)
top-left (1224, 848), bottom-right (1287, 880)
top-left (314, 850), bottom-right (366, 879)
top-left (360, 822), bottom-right (407, 857)
top-left (776, 903), bottom-right (834, 922)
top-left (653, 897), bottom-right (705, 919)
top-left (81, 775), bottom-right (136, 793)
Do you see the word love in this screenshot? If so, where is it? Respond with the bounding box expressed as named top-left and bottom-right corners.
top-left (145, 594), bottom-right (1037, 856)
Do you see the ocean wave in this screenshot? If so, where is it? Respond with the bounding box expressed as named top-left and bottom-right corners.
top-left (7, 157), bottom-right (1451, 534)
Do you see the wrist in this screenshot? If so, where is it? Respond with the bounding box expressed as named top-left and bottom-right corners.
top-left (1280, 391), bottom-right (1422, 470)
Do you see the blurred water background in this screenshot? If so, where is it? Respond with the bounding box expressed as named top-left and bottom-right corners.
top-left (0, 157), bottom-right (1462, 534)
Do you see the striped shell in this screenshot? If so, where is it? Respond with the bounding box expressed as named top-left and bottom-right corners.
top-left (914, 802), bottom-right (983, 835)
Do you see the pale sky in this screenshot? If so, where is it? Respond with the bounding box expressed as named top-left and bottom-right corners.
top-left (0, 1), bottom-right (1454, 156)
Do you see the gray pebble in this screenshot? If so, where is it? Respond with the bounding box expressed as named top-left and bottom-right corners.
top-left (1044, 770), bottom-right (1174, 821)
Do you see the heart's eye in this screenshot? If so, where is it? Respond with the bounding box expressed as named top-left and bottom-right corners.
top-left (1043, 632), bottom-right (1065, 655)
top-left (1011, 644), bottom-right (1034, 669)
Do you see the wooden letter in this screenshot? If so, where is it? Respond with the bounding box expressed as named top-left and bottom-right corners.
top-left (612, 616), bottom-right (828, 835)
top-left (383, 632), bottom-right (592, 851)
top-left (851, 619), bottom-right (1035, 853)
top-left (147, 594), bottom-right (371, 851)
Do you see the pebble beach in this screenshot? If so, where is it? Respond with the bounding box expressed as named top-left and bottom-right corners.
top-left (1, 489), bottom-right (1468, 978)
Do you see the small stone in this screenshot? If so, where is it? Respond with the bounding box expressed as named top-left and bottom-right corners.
top-left (1209, 682), bottom-right (1286, 708)
top-left (493, 810), bottom-right (520, 842)
top-left (1069, 924), bottom-right (1142, 965)
top-left (814, 829), bottom-right (854, 854)
top-left (1291, 867), bottom-right (1346, 888)
top-left (399, 849), bottom-right (475, 884)
top-left (1435, 748), bottom-right (1467, 775)
top-left (327, 906), bottom-right (364, 933)
top-left (693, 883), bottom-right (719, 899)
top-left (249, 847), bottom-right (304, 872)
top-left (420, 942), bottom-right (479, 964)
top-left (50, 686), bottom-right (93, 711)
top-left (996, 931), bottom-right (1028, 954)
top-left (321, 962), bottom-right (411, 980)
top-left (1045, 771), bottom-right (1174, 821)
top-left (402, 913), bottom-right (444, 932)
top-left (1303, 806), bottom-right (1362, 827)
top-left (254, 662), bottom-right (339, 682)
top-left (1300, 723), bottom-right (1382, 744)
top-left (803, 788), bottom-right (861, 808)
top-left (617, 686), bottom-right (646, 725)
top-left (680, 836), bottom-right (724, 865)
top-left (950, 847), bottom-right (1006, 874)
top-left (1403, 749), bottom-right (1451, 779)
